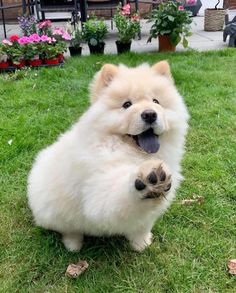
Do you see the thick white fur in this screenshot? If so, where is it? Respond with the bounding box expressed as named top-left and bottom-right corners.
top-left (28, 62), bottom-right (189, 252)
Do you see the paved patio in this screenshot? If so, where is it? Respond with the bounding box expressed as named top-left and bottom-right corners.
top-left (1, 2), bottom-right (236, 55)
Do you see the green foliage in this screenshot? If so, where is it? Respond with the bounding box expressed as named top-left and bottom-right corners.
top-left (23, 43), bottom-right (41, 60)
top-left (0, 50), bottom-right (236, 292)
top-left (0, 44), bottom-right (8, 62)
top-left (70, 25), bottom-right (82, 48)
top-left (6, 46), bottom-right (24, 64)
top-left (41, 43), bottom-right (61, 59)
top-left (82, 16), bottom-right (108, 46)
top-left (113, 6), bottom-right (140, 44)
top-left (148, 1), bottom-right (192, 47)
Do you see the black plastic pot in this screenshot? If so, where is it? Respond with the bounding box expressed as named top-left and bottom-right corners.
top-left (116, 41), bottom-right (132, 54)
top-left (69, 46), bottom-right (82, 56)
top-left (88, 42), bottom-right (105, 54)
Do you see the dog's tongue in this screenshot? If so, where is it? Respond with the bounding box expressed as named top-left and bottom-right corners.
top-left (137, 128), bottom-right (160, 154)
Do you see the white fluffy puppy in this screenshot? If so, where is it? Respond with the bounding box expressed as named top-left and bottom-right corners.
top-left (28, 61), bottom-right (189, 252)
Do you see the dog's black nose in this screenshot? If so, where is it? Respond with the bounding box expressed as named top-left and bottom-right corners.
top-left (141, 110), bottom-right (157, 124)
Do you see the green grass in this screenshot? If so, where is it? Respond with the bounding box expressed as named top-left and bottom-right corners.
top-left (0, 50), bottom-right (236, 293)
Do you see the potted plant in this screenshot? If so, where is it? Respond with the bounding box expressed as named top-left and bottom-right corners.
top-left (0, 44), bottom-right (9, 69)
top-left (184, 0), bottom-right (202, 17)
top-left (18, 15), bottom-right (37, 36)
top-left (113, 4), bottom-right (140, 54)
top-left (4, 35), bottom-right (26, 68)
top-left (52, 27), bottom-right (71, 61)
top-left (18, 34), bottom-right (43, 67)
top-left (82, 16), bottom-right (108, 54)
top-left (67, 24), bottom-right (83, 56)
top-left (25, 42), bottom-right (42, 67)
top-left (41, 42), bottom-right (60, 65)
top-left (148, 1), bottom-right (192, 52)
top-left (204, 0), bottom-right (226, 31)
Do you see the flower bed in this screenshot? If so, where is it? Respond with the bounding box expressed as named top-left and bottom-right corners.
top-left (0, 17), bottom-right (71, 72)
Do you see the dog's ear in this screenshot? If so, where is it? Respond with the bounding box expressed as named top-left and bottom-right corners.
top-left (152, 61), bottom-right (172, 80)
top-left (90, 64), bottom-right (118, 103)
top-left (101, 64), bottom-right (119, 86)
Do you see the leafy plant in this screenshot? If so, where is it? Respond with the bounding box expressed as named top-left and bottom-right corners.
top-left (0, 44), bottom-right (8, 62)
top-left (18, 15), bottom-right (37, 36)
top-left (41, 43), bottom-right (61, 59)
top-left (82, 16), bottom-right (108, 46)
top-left (113, 4), bottom-right (140, 44)
top-left (24, 43), bottom-right (42, 60)
top-left (70, 26), bottom-right (82, 48)
top-left (148, 1), bottom-right (192, 47)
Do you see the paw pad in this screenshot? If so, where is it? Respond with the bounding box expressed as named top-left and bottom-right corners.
top-left (135, 179), bottom-right (146, 191)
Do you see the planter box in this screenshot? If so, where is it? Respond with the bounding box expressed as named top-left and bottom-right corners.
top-left (0, 60), bottom-right (64, 73)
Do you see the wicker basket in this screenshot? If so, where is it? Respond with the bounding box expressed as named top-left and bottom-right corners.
top-left (204, 9), bottom-right (226, 31)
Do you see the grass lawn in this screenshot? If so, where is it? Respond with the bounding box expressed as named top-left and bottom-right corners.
top-left (0, 50), bottom-right (236, 293)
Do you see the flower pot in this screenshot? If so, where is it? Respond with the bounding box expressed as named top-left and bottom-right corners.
top-left (184, 0), bottom-right (202, 16)
top-left (116, 41), bottom-right (132, 54)
top-left (88, 42), bottom-right (105, 54)
top-left (29, 59), bottom-right (42, 67)
top-left (0, 61), bottom-right (9, 69)
top-left (12, 60), bottom-right (26, 69)
top-left (58, 53), bottom-right (64, 62)
top-left (69, 46), bottom-right (82, 56)
top-left (204, 9), bottom-right (226, 31)
top-left (44, 58), bottom-right (59, 65)
top-left (158, 35), bottom-right (176, 52)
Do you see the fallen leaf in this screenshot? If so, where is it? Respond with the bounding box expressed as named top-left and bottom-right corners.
top-left (65, 260), bottom-right (89, 278)
top-left (8, 139), bottom-right (13, 146)
top-left (181, 195), bottom-right (204, 206)
top-left (228, 259), bottom-right (236, 275)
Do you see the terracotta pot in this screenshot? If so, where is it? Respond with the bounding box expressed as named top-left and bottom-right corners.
top-left (69, 46), bottom-right (82, 56)
top-left (0, 61), bottom-right (9, 69)
top-left (58, 54), bottom-right (64, 62)
top-left (44, 58), bottom-right (59, 65)
top-left (88, 42), bottom-right (105, 54)
top-left (12, 60), bottom-right (26, 69)
top-left (158, 35), bottom-right (176, 52)
top-left (29, 59), bottom-right (42, 67)
top-left (116, 41), bottom-right (132, 54)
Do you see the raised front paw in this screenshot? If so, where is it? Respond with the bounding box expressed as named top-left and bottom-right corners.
top-left (135, 161), bottom-right (172, 200)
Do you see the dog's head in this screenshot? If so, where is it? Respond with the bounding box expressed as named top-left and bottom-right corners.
top-left (89, 61), bottom-right (188, 154)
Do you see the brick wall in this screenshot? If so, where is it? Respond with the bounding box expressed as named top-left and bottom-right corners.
top-left (0, 0), bottom-right (23, 21)
top-left (224, 0), bottom-right (236, 9)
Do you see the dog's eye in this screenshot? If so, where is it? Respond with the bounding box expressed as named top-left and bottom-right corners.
top-left (153, 99), bottom-right (159, 104)
top-left (123, 101), bottom-right (132, 109)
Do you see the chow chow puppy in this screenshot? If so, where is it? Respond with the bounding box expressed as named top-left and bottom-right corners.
top-left (28, 61), bottom-right (189, 252)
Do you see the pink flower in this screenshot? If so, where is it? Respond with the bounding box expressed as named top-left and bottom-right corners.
top-left (131, 14), bottom-right (140, 22)
top-left (53, 28), bottom-right (64, 36)
top-left (28, 33), bottom-right (41, 43)
top-left (178, 5), bottom-right (185, 11)
top-left (121, 4), bottom-right (131, 16)
top-left (62, 32), bottom-right (72, 41)
top-left (2, 39), bottom-right (12, 46)
top-left (18, 36), bottom-right (30, 45)
top-left (186, 0), bottom-right (196, 4)
top-left (40, 35), bottom-right (49, 42)
top-left (47, 37), bottom-right (56, 44)
top-left (38, 20), bottom-right (52, 29)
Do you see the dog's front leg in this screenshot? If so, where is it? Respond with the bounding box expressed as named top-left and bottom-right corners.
top-left (126, 159), bottom-right (172, 252)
